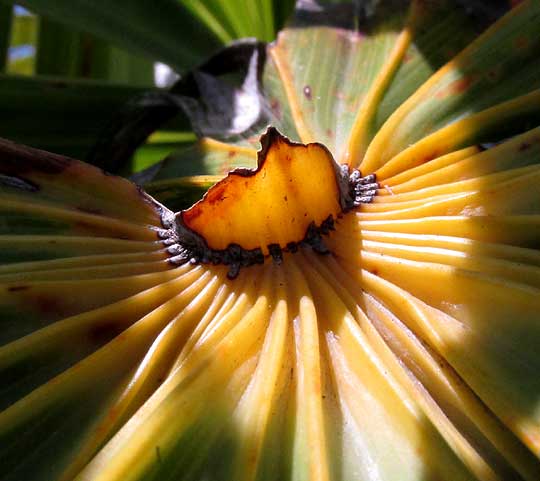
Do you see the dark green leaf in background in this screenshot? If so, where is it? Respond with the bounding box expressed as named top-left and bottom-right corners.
top-left (36, 18), bottom-right (154, 87)
top-left (3, 0), bottom-right (223, 73)
top-left (0, 4), bottom-right (12, 71)
top-left (0, 74), bottom-right (147, 159)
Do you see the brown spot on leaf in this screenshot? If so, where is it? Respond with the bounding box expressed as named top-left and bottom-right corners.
top-left (77, 206), bottom-right (103, 215)
top-left (514, 35), bottom-right (529, 50)
top-left (207, 184), bottom-right (230, 205)
top-left (33, 295), bottom-right (65, 316)
top-left (451, 77), bottom-right (473, 94)
top-left (7, 285), bottom-right (29, 292)
top-left (415, 151), bottom-right (439, 166)
top-left (444, 47), bottom-right (458, 59)
top-left (435, 77), bottom-right (474, 99)
top-left (270, 98), bottom-right (282, 119)
top-left (303, 85), bottom-right (312, 100)
top-left (486, 66), bottom-right (502, 83)
top-left (519, 142), bottom-right (531, 152)
top-left (88, 322), bottom-right (125, 345)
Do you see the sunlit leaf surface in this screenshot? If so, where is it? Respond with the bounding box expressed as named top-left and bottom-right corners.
top-left (1, 1), bottom-right (540, 481)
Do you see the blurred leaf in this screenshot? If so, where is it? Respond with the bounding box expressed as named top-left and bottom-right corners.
top-left (6, 7), bottom-right (37, 75)
top-left (0, 74), bottom-right (148, 158)
top-left (35, 18), bottom-right (81, 77)
top-left (6, 54), bottom-right (33, 74)
top-left (5, 0), bottom-right (295, 174)
top-left (128, 131), bottom-right (197, 175)
top-left (153, 138), bottom-right (257, 180)
top-left (145, 174), bottom-right (221, 211)
top-left (84, 39), bottom-right (154, 87)
top-left (85, 40), bottom-right (265, 176)
top-left (181, 0), bottom-right (296, 43)
top-left (3, 0), bottom-right (223, 73)
top-left (36, 17), bottom-right (154, 85)
top-left (8, 7), bottom-right (35, 45)
top-left (0, 4), bottom-right (11, 71)
top-left (85, 90), bottom-right (193, 174)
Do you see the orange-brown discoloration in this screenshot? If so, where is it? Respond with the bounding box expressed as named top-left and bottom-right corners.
top-left (514, 35), bottom-right (529, 50)
top-left (435, 76), bottom-right (474, 99)
top-left (88, 322), bottom-right (125, 345)
top-left (486, 62), bottom-right (503, 82)
top-left (32, 294), bottom-right (66, 316)
top-left (414, 151), bottom-right (439, 166)
top-left (7, 285), bottom-right (29, 292)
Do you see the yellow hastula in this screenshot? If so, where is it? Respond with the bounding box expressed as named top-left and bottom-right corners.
top-left (180, 128), bottom-right (342, 254)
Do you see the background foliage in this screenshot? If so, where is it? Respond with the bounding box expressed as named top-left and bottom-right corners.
top-left (0, 1), bottom-right (294, 168)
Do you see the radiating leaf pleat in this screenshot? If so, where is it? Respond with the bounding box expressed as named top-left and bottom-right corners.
top-left (0, 265), bottom-right (200, 409)
top-left (374, 92), bottom-right (540, 180)
top-left (311, 250), bottom-right (540, 480)
top-left (0, 250), bottom-right (168, 275)
top-left (286, 258), bottom-right (330, 481)
top-left (299, 252), bottom-right (479, 481)
top-left (232, 267), bottom-right (289, 481)
top-left (357, 215), bottom-right (540, 248)
top-left (0, 236), bottom-right (162, 264)
top-left (76, 267), bottom-right (274, 481)
top-left (2, 2), bottom-right (540, 481)
top-left (0, 268), bottom-right (206, 481)
top-left (337, 252), bottom-right (540, 458)
top-left (363, 0), bottom-right (540, 172)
